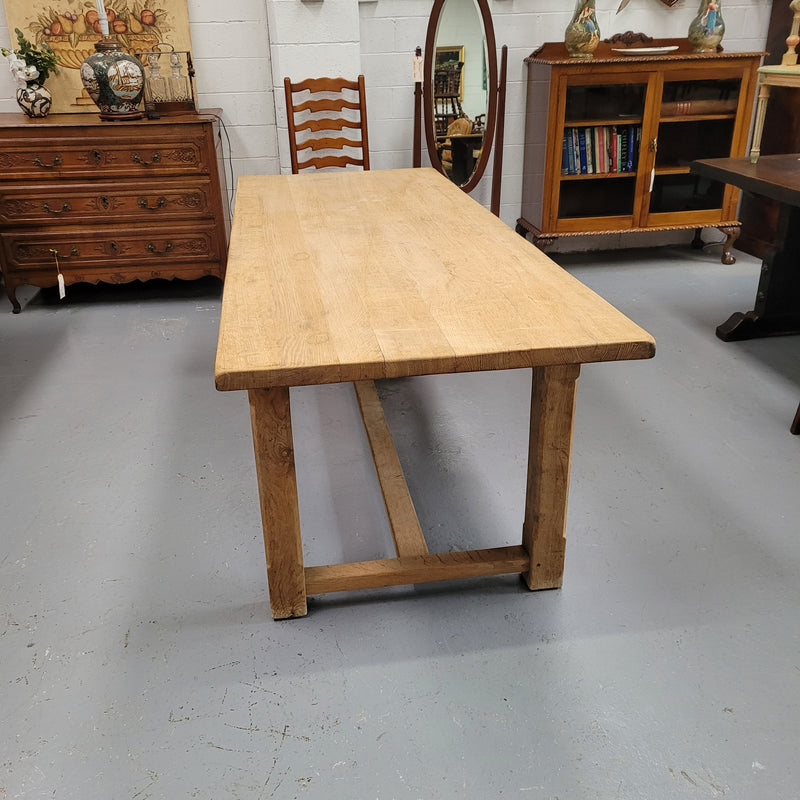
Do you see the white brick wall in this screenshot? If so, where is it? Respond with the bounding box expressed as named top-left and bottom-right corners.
top-left (0, 0), bottom-right (773, 236)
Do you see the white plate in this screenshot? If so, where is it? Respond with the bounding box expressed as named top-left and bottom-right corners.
top-left (612, 45), bottom-right (680, 55)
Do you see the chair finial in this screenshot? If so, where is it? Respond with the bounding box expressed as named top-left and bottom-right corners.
top-left (781, 0), bottom-right (800, 66)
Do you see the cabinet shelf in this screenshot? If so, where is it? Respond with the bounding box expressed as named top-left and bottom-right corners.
top-left (561, 172), bottom-right (637, 181)
top-left (565, 117), bottom-right (643, 128)
top-left (518, 39), bottom-right (762, 264)
top-left (654, 165), bottom-right (692, 175)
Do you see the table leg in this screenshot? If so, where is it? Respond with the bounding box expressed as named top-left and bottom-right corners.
top-left (522, 364), bottom-right (580, 590)
top-left (249, 387), bottom-right (307, 620)
top-left (717, 203), bottom-right (800, 341)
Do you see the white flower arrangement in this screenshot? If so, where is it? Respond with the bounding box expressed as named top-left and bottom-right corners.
top-left (4, 53), bottom-right (40, 87)
top-left (1, 28), bottom-right (59, 89)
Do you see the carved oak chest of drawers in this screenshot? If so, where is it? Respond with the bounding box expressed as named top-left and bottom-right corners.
top-left (0, 110), bottom-right (229, 313)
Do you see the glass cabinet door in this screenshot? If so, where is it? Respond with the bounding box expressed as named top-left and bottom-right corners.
top-left (647, 76), bottom-right (741, 217)
top-left (556, 79), bottom-right (647, 225)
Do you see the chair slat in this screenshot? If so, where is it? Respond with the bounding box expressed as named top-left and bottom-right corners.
top-left (292, 97), bottom-right (361, 114)
top-left (296, 154), bottom-right (365, 170)
top-left (297, 136), bottom-right (363, 153)
top-left (291, 76), bottom-right (360, 93)
top-left (294, 117), bottom-right (361, 133)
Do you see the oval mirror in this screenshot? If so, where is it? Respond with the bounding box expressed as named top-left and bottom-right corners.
top-left (423, 0), bottom-right (497, 193)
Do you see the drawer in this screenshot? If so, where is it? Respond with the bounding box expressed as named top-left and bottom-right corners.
top-left (0, 179), bottom-right (217, 225)
top-left (0, 132), bottom-right (211, 179)
top-left (1, 223), bottom-right (223, 272)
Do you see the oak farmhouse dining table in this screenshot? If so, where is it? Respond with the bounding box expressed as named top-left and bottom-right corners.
top-left (215, 168), bottom-right (655, 619)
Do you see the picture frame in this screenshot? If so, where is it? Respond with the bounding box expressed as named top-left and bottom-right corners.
top-left (435, 45), bottom-right (465, 100)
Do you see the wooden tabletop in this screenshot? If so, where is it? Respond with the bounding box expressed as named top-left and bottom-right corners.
top-left (691, 154), bottom-right (800, 208)
top-left (215, 168), bottom-right (655, 391)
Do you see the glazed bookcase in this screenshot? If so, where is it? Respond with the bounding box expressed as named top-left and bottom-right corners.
top-left (517, 39), bottom-right (762, 263)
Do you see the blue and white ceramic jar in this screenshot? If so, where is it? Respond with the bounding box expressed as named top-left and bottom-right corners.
top-left (80, 37), bottom-right (144, 120)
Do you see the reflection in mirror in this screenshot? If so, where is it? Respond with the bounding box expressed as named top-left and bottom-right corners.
top-left (432, 0), bottom-right (488, 187)
top-left (423, 0), bottom-right (499, 197)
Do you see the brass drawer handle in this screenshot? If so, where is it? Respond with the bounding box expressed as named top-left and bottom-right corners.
top-left (49, 246), bottom-right (79, 258)
top-left (146, 241), bottom-right (173, 255)
top-left (33, 153), bottom-right (63, 169)
top-left (137, 196), bottom-right (167, 210)
top-left (131, 151), bottom-right (161, 166)
top-left (42, 201), bottom-right (72, 214)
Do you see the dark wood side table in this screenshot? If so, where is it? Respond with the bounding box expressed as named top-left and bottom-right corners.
top-left (691, 153), bottom-right (800, 433)
top-left (691, 154), bottom-right (800, 341)
top-left (737, 0), bottom-right (800, 257)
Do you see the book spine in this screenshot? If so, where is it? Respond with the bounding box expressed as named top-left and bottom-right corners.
top-left (598, 126), bottom-right (606, 174)
top-left (626, 124), bottom-right (635, 173)
top-left (572, 128), bottom-right (580, 174)
top-left (578, 128), bottom-right (588, 174)
top-left (611, 127), bottom-right (619, 173)
top-left (620, 127), bottom-right (629, 173)
top-left (584, 128), bottom-right (594, 174)
top-left (562, 130), bottom-right (569, 175)
top-left (566, 127), bottom-right (576, 175)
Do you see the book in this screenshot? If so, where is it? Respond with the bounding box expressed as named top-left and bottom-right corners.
top-left (592, 127), bottom-right (601, 175)
top-left (584, 128), bottom-right (594, 174)
top-left (578, 127), bottom-right (588, 174)
top-left (620, 126), bottom-right (629, 173)
top-left (610, 127), bottom-right (619, 173)
top-left (561, 131), bottom-right (569, 175)
top-left (660, 98), bottom-right (738, 116)
top-left (626, 124), bottom-right (635, 173)
top-left (572, 128), bottom-right (580, 174)
top-left (597, 125), bottom-right (608, 174)
top-left (565, 127), bottom-right (575, 174)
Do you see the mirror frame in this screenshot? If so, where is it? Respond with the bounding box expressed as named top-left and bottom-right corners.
top-left (423, 0), bottom-right (498, 194)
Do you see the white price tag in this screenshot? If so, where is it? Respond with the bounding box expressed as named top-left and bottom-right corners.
top-left (412, 55), bottom-right (424, 83)
top-left (57, 273), bottom-right (66, 299)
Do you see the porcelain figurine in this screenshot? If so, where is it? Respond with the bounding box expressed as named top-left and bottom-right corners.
top-left (688, 0), bottom-right (725, 52)
top-left (565, 0), bottom-right (601, 59)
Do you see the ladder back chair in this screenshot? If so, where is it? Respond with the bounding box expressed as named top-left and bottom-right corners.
top-left (283, 75), bottom-right (370, 173)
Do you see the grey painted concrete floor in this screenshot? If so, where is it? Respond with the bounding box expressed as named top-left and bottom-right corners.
top-left (1, 245), bottom-right (799, 800)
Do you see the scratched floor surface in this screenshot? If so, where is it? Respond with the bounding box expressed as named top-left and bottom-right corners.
top-left (1, 246), bottom-right (798, 799)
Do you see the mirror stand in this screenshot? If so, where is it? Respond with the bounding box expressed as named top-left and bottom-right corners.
top-left (413, 0), bottom-right (507, 217)
top-left (490, 45), bottom-right (507, 217)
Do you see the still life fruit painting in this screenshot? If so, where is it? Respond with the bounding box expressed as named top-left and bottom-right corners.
top-left (3, 0), bottom-right (193, 114)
